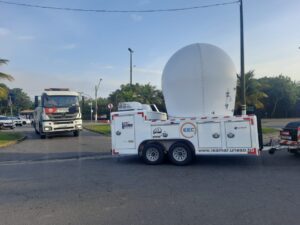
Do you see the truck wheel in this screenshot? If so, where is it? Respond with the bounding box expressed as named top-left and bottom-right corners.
top-left (168, 142), bottom-right (193, 166)
top-left (142, 143), bottom-right (164, 165)
top-left (39, 123), bottom-right (46, 139)
top-left (74, 130), bottom-right (79, 137)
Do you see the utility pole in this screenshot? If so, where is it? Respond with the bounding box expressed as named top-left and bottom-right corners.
top-left (9, 95), bottom-right (13, 116)
top-left (128, 48), bottom-right (134, 86)
top-left (89, 102), bottom-right (93, 122)
top-left (240, 0), bottom-right (246, 115)
top-left (94, 78), bottom-right (102, 122)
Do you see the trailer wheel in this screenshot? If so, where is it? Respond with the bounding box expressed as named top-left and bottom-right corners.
top-left (142, 143), bottom-right (164, 165)
top-left (168, 142), bottom-right (193, 166)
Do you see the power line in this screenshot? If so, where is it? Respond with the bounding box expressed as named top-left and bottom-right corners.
top-left (0, 0), bottom-right (239, 13)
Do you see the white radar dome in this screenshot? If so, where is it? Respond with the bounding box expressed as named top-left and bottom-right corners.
top-left (162, 43), bottom-right (237, 118)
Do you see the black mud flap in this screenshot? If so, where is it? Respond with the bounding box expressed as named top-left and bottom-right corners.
top-left (256, 114), bottom-right (263, 150)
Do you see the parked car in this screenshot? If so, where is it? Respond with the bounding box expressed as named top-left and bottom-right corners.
top-left (9, 117), bottom-right (23, 126)
top-left (279, 121), bottom-right (300, 154)
top-left (0, 116), bottom-right (15, 129)
top-left (18, 117), bottom-right (32, 125)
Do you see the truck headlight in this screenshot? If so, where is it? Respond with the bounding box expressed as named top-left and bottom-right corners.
top-left (44, 127), bottom-right (52, 131)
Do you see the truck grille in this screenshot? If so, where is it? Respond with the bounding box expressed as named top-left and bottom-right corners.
top-left (48, 113), bottom-right (78, 120)
top-left (53, 121), bottom-right (73, 125)
top-left (54, 126), bottom-right (74, 130)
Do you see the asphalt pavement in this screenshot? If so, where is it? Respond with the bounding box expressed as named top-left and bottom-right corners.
top-left (0, 126), bottom-right (111, 162)
top-left (0, 125), bottom-right (300, 225)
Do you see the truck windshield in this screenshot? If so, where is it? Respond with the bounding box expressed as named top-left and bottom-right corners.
top-left (43, 95), bottom-right (79, 108)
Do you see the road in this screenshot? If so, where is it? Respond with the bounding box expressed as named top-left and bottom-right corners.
top-left (0, 126), bottom-right (111, 162)
top-left (0, 126), bottom-right (300, 225)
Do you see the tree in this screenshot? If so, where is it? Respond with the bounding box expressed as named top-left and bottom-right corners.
top-left (108, 83), bottom-right (166, 112)
top-left (9, 88), bottom-right (33, 114)
top-left (235, 71), bottom-right (268, 110)
top-left (259, 75), bottom-right (298, 118)
top-left (0, 59), bottom-right (14, 99)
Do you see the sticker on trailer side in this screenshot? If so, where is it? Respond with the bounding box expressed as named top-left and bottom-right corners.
top-left (198, 148), bottom-right (258, 155)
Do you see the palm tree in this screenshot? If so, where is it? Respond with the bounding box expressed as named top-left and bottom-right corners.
top-left (236, 70), bottom-right (268, 110)
top-left (0, 59), bottom-right (14, 98)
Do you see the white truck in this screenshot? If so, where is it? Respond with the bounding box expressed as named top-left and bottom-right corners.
top-left (111, 43), bottom-right (261, 165)
top-left (33, 88), bottom-right (82, 139)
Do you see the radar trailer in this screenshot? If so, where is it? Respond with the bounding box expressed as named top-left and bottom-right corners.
top-left (111, 44), bottom-right (261, 165)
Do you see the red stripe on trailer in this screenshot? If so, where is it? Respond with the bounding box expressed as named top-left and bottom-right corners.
top-left (191, 117), bottom-right (196, 120)
top-left (137, 112), bottom-right (146, 120)
top-left (212, 117), bottom-right (218, 119)
top-left (201, 117), bottom-right (207, 119)
top-left (248, 148), bottom-right (257, 155)
top-left (180, 118), bottom-right (185, 120)
top-left (224, 116), bottom-right (230, 118)
top-left (112, 114), bottom-right (119, 120)
top-left (137, 112), bottom-right (144, 117)
top-left (112, 149), bottom-right (119, 155)
top-left (280, 140), bottom-right (298, 145)
top-left (243, 117), bottom-right (254, 125)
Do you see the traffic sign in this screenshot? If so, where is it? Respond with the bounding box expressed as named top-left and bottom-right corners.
top-left (108, 103), bottom-right (113, 110)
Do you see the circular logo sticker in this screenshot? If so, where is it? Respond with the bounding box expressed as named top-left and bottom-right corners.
top-left (180, 122), bottom-right (197, 138)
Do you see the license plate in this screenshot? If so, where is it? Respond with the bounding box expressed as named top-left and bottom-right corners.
top-left (56, 108), bottom-right (69, 113)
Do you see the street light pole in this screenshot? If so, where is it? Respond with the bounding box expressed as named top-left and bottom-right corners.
top-left (128, 48), bottom-right (134, 86)
top-left (240, 0), bottom-right (246, 115)
top-left (89, 102), bottom-right (93, 122)
top-left (95, 78), bottom-right (102, 122)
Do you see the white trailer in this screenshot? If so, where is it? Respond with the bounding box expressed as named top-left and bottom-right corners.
top-left (111, 43), bottom-right (261, 165)
top-left (111, 103), bottom-right (259, 165)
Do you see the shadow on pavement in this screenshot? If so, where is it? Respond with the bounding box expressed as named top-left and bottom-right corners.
top-left (0, 151), bottom-right (110, 163)
top-left (114, 151), bottom-right (300, 168)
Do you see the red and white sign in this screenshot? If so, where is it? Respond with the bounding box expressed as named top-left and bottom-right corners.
top-left (108, 103), bottom-right (114, 110)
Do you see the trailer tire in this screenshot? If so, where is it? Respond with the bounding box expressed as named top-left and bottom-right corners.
top-left (142, 143), bottom-right (164, 165)
top-left (168, 142), bottom-right (193, 166)
top-left (74, 130), bottom-right (79, 137)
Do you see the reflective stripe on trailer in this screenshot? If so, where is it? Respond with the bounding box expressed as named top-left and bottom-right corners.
top-left (280, 140), bottom-right (298, 146)
top-left (248, 148), bottom-right (259, 155)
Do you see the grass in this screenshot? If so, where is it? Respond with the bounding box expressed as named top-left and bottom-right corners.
top-left (83, 124), bottom-right (111, 135)
top-left (262, 127), bottom-right (278, 134)
top-left (0, 132), bottom-right (24, 147)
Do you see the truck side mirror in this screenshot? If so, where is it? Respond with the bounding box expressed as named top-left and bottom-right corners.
top-left (34, 96), bottom-right (39, 108)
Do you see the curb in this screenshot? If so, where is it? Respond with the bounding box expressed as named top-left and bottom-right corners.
top-left (0, 135), bottom-right (27, 148)
top-left (83, 127), bottom-right (111, 136)
top-left (17, 135), bottom-right (28, 143)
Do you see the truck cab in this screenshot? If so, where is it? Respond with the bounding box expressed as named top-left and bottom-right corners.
top-left (33, 88), bottom-right (82, 139)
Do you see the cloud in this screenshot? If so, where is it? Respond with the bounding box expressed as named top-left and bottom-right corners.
top-left (130, 14), bottom-right (143, 22)
top-left (17, 35), bottom-right (35, 41)
top-left (0, 27), bottom-right (10, 36)
top-left (62, 43), bottom-right (77, 50)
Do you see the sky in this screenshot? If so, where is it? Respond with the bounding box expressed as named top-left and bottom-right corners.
top-left (0, 0), bottom-right (300, 99)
